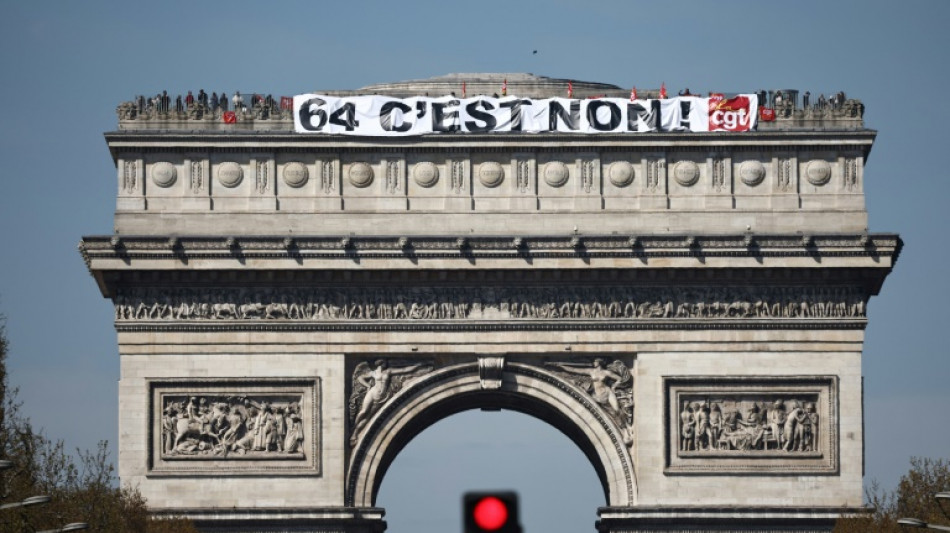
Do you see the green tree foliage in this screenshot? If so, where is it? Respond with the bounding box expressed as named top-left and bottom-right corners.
top-left (834, 457), bottom-right (950, 532)
top-left (0, 316), bottom-right (198, 532)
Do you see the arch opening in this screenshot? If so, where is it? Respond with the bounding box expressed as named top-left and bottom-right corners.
top-left (347, 362), bottom-right (636, 508)
top-left (377, 409), bottom-right (605, 533)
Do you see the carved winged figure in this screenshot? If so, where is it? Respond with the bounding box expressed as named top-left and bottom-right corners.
top-left (348, 359), bottom-right (432, 446)
top-left (546, 358), bottom-right (634, 441)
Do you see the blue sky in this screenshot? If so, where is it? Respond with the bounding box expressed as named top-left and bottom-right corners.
top-left (1, 1), bottom-right (948, 532)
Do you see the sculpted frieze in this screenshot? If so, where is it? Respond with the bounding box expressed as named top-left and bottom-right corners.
top-left (665, 377), bottom-right (837, 474)
top-left (115, 286), bottom-right (867, 322)
top-left (148, 379), bottom-right (320, 476)
top-left (161, 393), bottom-right (305, 458)
top-left (678, 396), bottom-right (819, 455)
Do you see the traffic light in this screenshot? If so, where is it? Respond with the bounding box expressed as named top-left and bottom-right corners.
top-left (463, 491), bottom-right (521, 533)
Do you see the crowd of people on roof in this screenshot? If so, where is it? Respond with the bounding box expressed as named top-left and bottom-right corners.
top-left (133, 90), bottom-right (286, 115)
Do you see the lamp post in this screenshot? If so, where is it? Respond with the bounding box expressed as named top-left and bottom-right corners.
top-left (899, 492), bottom-right (950, 531)
top-left (36, 523), bottom-right (90, 533)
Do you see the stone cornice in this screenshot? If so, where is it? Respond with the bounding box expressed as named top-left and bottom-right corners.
top-left (104, 129), bottom-right (876, 161)
top-left (81, 233), bottom-right (900, 264)
top-left (80, 233), bottom-right (901, 298)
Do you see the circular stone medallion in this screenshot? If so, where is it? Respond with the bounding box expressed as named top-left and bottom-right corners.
top-left (151, 162), bottom-right (177, 188)
top-left (478, 162), bottom-right (505, 188)
top-left (805, 159), bottom-right (832, 186)
top-left (738, 160), bottom-right (766, 187)
top-left (413, 162), bottom-right (440, 188)
top-left (608, 161), bottom-right (635, 187)
top-left (673, 161), bottom-right (700, 187)
top-left (348, 162), bottom-right (374, 188)
top-left (282, 162), bottom-right (309, 188)
top-left (543, 161), bottom-right (570, 188)
top-left (217, 162), bottom-right (243, 188)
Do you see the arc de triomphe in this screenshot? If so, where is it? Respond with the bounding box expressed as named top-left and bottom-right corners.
top-left (82, 73), bottom-right (899, 532)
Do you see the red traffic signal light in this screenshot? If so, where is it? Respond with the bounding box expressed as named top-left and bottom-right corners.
top-left (463, 492), bottom-right (521, 533)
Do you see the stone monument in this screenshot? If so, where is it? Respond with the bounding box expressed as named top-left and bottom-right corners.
top-left (82, 73), bottom-right (899, 532)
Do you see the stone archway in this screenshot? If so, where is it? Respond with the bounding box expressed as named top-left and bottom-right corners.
top-left (346, 358), bottom-right (637, 509)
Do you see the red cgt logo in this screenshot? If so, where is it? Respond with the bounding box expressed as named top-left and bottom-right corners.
top-left (709, 96), bottom-right (753, 131)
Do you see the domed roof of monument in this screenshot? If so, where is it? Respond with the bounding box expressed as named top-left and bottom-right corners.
top-left (323, 73), bottom-right (637, 99)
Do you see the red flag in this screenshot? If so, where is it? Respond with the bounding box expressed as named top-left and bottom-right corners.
top-left (659, 83), bottom-right (667, 99)
top-left (759, 107), bottom-right (776, 122)
top-left (502, 79), bottom-right (507, 96)
top-left (462, 82), bottom-right (466, 98)
top-left (630, 87), bottom-right (637, 101)
top-left (223, 111), bottom-right (237, 124)
top-left (280, 96), bottom-right (293, 110)
top-left (568, 81), bottom-right (574, 98)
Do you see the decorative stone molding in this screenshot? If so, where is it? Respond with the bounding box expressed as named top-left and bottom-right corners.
top-left (805, 159), bottom-right (832, 186)
top-left (348, 162), bottom-right (374, 188)
top-left (478, 161), bottom-right (504, 188)
top-left (151, 162), bottom-right (177, 188)
top-left (543, 161), bottom-right (570, 187)
top-left (217, 162), bottom-right (243, 188)
top-left (282, 162), bottom-right (309, 188)
top-left (739, 160), bottom-right (766, 187)
top-left (190, 161), bottom-right (203, 193)
top-left (777, 158), bottom-right (792, 191)
top-left (712, 158), bottom-right (725, 192)
top-left (122, 160), bottom-right (138, 193)
top-left (148, 378), bottom-right (320, 476)
top-left (844, 157), bottom-right (858, 191)
top-left (451, 160), bottom-right (465, 193)
top-left (607, 161), bottom-right (635, 188)
top-left (664, 376), bottom-right (837, 474)
top-left (320, 160), bottom-right (335, 193)
top-left (412, 162), bottom-right (439, 188)
top-left (673, 160), bottom-right (700, 187)
top-left (516, 160), bottom-right (530, 193)
top-left (255, 160), bottom-right (269, 194)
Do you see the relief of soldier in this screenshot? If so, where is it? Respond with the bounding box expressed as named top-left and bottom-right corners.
top-left (161, 395), bottom-right (304, 458)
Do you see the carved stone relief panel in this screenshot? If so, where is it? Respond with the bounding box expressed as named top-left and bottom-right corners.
top-left (347, 359), bottom-right (434, 446)
top-left (282, 162), bottom-right (309, 189)
top-left (672, 160), bottom-right (701, 188)
top-left (348, 162), bottom-right (374, 188)
top-left (607, 161), bottom-right (635, 188)
top-left (148, 378), bottom-right (320, 476)
top-left (804, 159), bottom-right (832, 186)
top-left (412, 161), bottom-right (440, 188)
top-left (546, 357), bottom-right (634, 447)
top-left (151, 162), bottom-right (178, 188)
top-left (738, 160), bottom-right (766, 187)
top-left (216, 161), bottom-right (244, 188)
top-left (665, 376), bottom-right (837, 474)
top-left (478, 161), bottom-right (505, 188)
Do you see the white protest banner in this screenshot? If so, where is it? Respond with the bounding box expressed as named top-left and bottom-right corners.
top-left (293, 94), bottom-right (757, 135)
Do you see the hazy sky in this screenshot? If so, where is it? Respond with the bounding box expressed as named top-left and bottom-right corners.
top-left (1, 1), bottom-right (948, 532)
